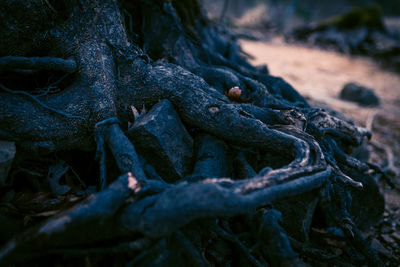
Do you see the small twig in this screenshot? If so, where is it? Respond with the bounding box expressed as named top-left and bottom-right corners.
top-left (42, 0), bottom-right (57, 14)
top-left (0, 83), bottom-right (85, 120)
top-left (365, 110), bottom-right (379, 132)
top-left (326, 158), bottom-right (363, 189)
top-left (37, 73), bottom-right (70, 96)
top-left (69, 166), bottom-right (87, 190)
top-left (131, 105), bottom-right (140, 122)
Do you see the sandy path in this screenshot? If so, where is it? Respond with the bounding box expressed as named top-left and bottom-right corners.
top-left (241, 39), bottom-right (400, 207)
top-left (241, 39), bottom-right (400, 123)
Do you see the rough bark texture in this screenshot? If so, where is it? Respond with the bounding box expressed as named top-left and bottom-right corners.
top-left (0, 0), bottom-right (386, 266)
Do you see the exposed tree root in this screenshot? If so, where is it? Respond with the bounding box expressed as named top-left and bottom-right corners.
top-left (0, 56), bottom-right (77, 73)
top-left (0, 0), bottom-right (386, 265)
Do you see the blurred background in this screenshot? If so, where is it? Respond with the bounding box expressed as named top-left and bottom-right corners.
top-left (201, 0), bottom-right (400, 34)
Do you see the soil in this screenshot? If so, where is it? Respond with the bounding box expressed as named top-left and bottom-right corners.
top-left (241, 38), bottom-right (400, 261)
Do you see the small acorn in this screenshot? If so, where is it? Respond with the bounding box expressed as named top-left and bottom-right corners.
top-left (226, 86), bottom-right (250, 103)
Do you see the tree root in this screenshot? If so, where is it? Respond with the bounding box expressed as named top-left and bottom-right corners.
top-left (0, 56), bottom-right (77, 73)
top-left (319, 182), bottom-right (384, 267)
top-left (0, 83), bottom-right (85, 120)
top-left (0, 0), bottom-right (387, 265)
top-left (212, 221), bottom-right (263, 267)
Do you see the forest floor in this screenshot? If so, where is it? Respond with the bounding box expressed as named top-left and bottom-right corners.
top-left (241, 38), bottom-right (400, 261)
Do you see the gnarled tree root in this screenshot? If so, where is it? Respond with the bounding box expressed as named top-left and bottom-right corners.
top-left (0, 167), bottom-right (331, 264)
top-left (0, 0), bottom-right (385, 265)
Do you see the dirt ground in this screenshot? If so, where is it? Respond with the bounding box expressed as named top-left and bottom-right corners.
top-left (241, 39), bottom-right (400, 260)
